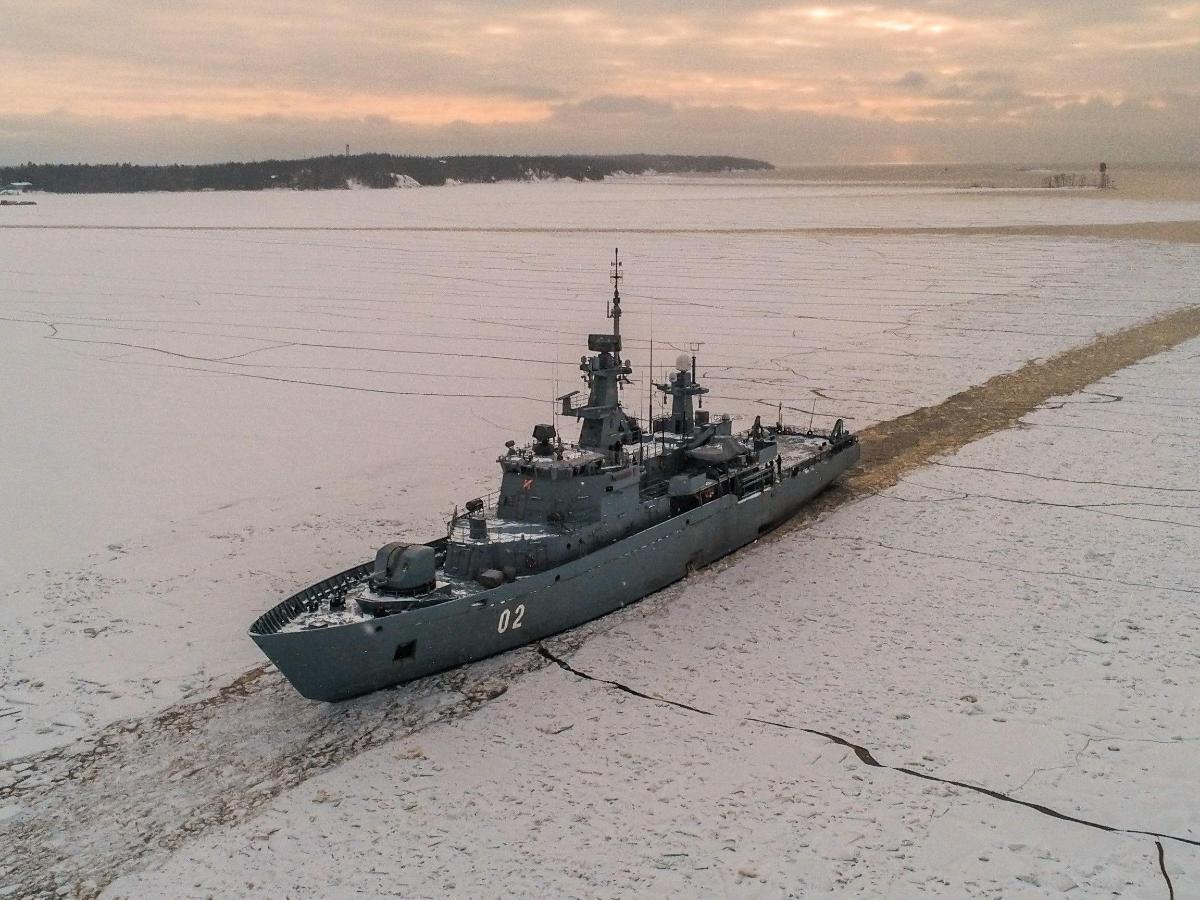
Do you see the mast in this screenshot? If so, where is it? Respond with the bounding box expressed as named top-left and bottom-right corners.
top-left (558, 249), bottom-right (638, 456)
top-left (609, 247), bottom-right (622, 345)
top-left (655, 349), bottom-right (709, 437)
top-left (647, 285), bottom-right (654, 453)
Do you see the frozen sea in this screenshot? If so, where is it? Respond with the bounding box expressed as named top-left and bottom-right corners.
top-left (0, 175), bottom-right (1197, 897)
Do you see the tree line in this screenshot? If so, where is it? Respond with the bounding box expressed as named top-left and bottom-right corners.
top-left (1, 154), bottom-right (772, 193)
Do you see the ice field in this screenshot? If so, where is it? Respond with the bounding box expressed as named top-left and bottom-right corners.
top-left (1, 175), bottom-right (1197, 897)
top-left (13, 176), bottom-right (1200, 230)
top-left (106, 340), bottom-right (1200, 897)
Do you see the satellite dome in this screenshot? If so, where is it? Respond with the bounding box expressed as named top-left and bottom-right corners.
top-left (674, 353), bottom-right (691, 372)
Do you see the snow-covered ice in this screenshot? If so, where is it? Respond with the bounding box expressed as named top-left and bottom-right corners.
top-left (96, 334), bottom-right (1200, 899)
top-left (12, 176), bottom-right (1200, 230)
top-left (3, 194), bottom-right (1199, 757)
top-left (1, 177), bottom-right (1197, 896)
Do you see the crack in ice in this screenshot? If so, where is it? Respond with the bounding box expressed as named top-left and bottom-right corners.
top-left (1157, 841), bottom-right (1176, 900)
top-left (538, 643), bottom-right (1200, 860)
top-left (932, 462), bottom-right (1200, 493)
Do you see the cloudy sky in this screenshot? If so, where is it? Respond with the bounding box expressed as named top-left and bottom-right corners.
top-left (3, 1), bottom-right (1198, 164)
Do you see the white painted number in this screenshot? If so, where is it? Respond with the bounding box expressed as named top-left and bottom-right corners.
top-left (497, 604), bottom-right (526, 634)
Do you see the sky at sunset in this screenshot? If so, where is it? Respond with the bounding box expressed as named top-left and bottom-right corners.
top-left (3, 1), bottom-right (1199, 164)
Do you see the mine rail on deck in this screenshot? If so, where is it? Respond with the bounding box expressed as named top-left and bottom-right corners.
top-left (249, 562), bottom-right (372, 636)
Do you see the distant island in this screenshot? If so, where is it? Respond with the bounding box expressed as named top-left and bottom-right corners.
top-left (0, 153), bottom-right (772, 194)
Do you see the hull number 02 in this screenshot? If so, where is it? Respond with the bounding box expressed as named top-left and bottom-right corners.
top-left (497, 604), bottom-right (526, 634)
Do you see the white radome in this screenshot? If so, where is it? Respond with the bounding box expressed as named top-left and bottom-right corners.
top-left (674, 352), bottom-right (691, 372)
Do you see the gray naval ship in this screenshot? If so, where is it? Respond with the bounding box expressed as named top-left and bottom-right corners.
top-left (250, 253), bottom-right (860, 701)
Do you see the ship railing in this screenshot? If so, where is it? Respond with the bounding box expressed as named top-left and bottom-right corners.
top-left (249, 561), bottom-right (373, 636)
top-left (449, 490), bottom-right (501, 528)
top-left (736, 467), bottom-right (775, 497)
top-left (474, 489), bottom-right (502, 513)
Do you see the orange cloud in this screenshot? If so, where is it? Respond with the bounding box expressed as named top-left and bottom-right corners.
top-left (1, 1), bottom-right (1198, 162)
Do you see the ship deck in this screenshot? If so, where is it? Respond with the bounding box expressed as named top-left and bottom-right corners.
top-left (253, 425), bottom-right (846, 638)
top-left (774, 429), bottom-right (838, 465)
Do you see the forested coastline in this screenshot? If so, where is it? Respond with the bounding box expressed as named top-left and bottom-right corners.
top-left (1, 153), bottom-right (772, 193)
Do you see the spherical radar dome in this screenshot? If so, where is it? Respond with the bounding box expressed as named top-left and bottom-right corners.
top-left (674, 353), bottom-right (691, 372)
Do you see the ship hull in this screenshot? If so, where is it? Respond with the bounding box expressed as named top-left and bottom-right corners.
top-left (250, 441), bottom-right (859, 702)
